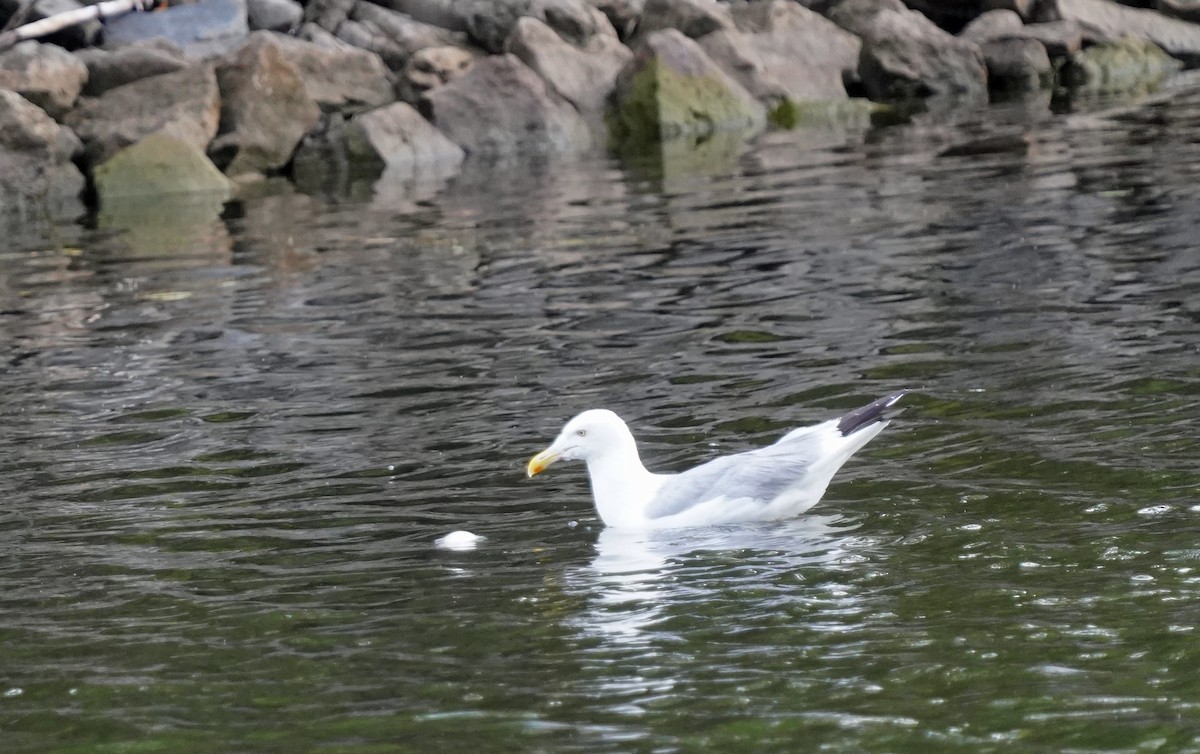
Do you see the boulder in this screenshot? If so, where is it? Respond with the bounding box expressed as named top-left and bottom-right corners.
top-left (421, 53), bottom-right (592, 156)
top-left (65, 64), bottom-right (221, 167)
top-left (94, 132), bottom-right (234, 200)
top-left (0, 89), bottom-right (85, 212)
top-left (1158, 0), bottom-right (1200, 24)
top-left (825, 0), bottom-right (906, 38)
top-left (636, 0), bottom-right (735, 39)
top-left (376, 0), bottom-right (468, 32)
top-left (292, 103), bottom-right (462, 192)
top-left (981, 37), bottom-right (1051, 92)
top-left (102, 0), bottom-right (249, 59)
top-left (1060, 36), bottom-right (1181, 94)
top-left (303, 0), bottom-right (355, 32)
top-left (505, 16), bottom-right (632, 116)
top-left (247, 0), bottom-right (303, 32)
top-left (588, 0), bottom-right (644, 39)
top-left (0, 42), bottom-right (88, 119)
top-left (340, 1), bottom-right (466, 70)
top-left (1040, 0), bottom-right (1200, 62)
top-left (464, 0), bottom-right (616, 52)
top-left (982, 0), bottom-right (1036, 21)
top-left (265, 31), bottom-right (394, 112)
top-left (396, 45), bottom-right (476, 103)
top-left (76, 41), bottom-right (187, 97)
top-left (296, 22), bottom-right (348, 48)
top-left (609, 28), bottom-right (765, 144)
top-left (698, 1), bottom-right (859, 106)
top-left (960, 9), bottom-right (1024, 41)
top-left (857, 8), bottom-right (989, 104)
top-left (209, 34), bottom-right (322, 176)
top-left (1019, 21), bottom-right (1086, 57)
top-left (533, 0), bottom-right (616, 44)
top-left (345, 101), bottom-right (464, 173)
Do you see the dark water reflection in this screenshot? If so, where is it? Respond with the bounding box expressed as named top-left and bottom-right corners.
top-left (3, 87), bottom-right (1200, 752)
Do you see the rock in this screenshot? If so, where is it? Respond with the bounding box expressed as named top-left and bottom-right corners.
top-left (637, 0), bottom-right (735, 39)
top-left (0, 42), bottom-right (87, 119)
top-left (1019, 21), bottom-right (1086, 57)
top-left (543, 0), bottom-right (619, 43)
top-left (731, 0), bottom-right (860, 80)
top-left (376, 0), bottom-right (468, 32)
top-left (340, 1), bottom-right (466, 70)
top-left (94, 132), bottom-right (234, 200)
top-left (346, 101), bottom-right (464, 173)
top-left (981, 37), bottom-right (1051, 93)
top-left (103, 0), bottom-right (249, 59)
top-left (506, 16), bottom-right (632, 116)
top-left (266, 31), bottom-right (395, 112)
top-left (64, 64), bottom-right (221, 167)
top-left (292, 103), bottom-right (463, 193)
top-left (825, 0), bottom-right (906, 38)
top-left (959, 7), bottom-right (1052, 91)
top-left (76, 40), bottom-right (187, 97)
top-left (698, 1), bottom-right (858, 107)
top-left (247, 0), bottom-right (303, 32)
top-left (396, 45), bottom-right (476, 103)
top-left (1158, 0), bottom-right (1200, 24)
top-left (1040, 0), bottom-right (1200, 62)
top-left (961, 9), bottom-right (1024, 41)
top-left (609, 28), bottom-right (765, 144)
top-left (303, 0), bottom-right (355, 32)
top-left (291, 114), bottom-right (354, 189)
top-left (0, 89), bottom-right (85, 213)
top-left (982, 0), bottom-right (1036, 21)
top-left (857, 8), bottom-right (989, 104)
top-left (464, 0), bottom-right (614, 53)
top-left (1060, 36), bottom-right (1182, 94)
top-left (421, 53), bottom-right (592, 156)
top-left (588, 0), bottom-right (643, 39)
top-left (295, 22), bottom-right (346, 49)
top-left (209, 34), bottom-right (322, 176)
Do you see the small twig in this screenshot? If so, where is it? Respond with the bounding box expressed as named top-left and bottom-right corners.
top-left (0, 0), bottom-right (156, 52)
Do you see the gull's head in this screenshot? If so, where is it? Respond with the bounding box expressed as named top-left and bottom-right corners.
top-left (526, 409), bottom-right (631, 477)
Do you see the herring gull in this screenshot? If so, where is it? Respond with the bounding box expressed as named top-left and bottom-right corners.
top-left (526, 390), bottom-right (906, 528)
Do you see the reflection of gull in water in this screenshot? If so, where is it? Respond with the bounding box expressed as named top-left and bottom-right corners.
top-left (570, 515), bottom-right (862, 643)
top-left (562, 516), bottom-right (876, 718)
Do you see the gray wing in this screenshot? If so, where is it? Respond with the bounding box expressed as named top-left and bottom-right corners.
top-left (644, 439), bottom-right (823, 520)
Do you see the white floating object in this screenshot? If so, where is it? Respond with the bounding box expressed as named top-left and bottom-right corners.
top-left (435, 530), bottom-right (484, 551)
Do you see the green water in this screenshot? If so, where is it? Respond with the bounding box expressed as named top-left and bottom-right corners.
top-left (2, 89), bottom-right (1200, 752)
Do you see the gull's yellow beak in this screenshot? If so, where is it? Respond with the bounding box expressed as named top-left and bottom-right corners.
top-left (526, 448), bottom-right (560, 478)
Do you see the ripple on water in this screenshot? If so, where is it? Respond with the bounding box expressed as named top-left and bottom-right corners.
top-left (3, 95), bottom-right (1200, 751)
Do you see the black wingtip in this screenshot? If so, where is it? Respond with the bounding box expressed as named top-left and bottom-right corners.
top-left (836, 389), bottom-right (908, 436)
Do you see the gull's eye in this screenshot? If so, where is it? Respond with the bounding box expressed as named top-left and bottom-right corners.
top-left (576, 429), bottom-right (587, 437)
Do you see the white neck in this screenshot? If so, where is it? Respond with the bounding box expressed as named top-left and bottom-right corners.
top-left (584, 439), bottom-right (658, 528)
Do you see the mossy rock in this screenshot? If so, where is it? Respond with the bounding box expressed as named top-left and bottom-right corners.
top-left (768, 97), bottom-right (886, 130)
top-left (608, 29), bottom-right (764, 150)
top-left (1060, 37), bottom-right (1181, 96)
top-left (94, 132), bottom-right (234, 201)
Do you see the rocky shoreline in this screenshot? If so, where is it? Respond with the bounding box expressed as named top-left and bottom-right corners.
top-left (1, 0), bottom-right (1198, 217)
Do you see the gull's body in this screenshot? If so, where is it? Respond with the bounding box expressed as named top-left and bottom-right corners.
top-left (527, 391), bottom-right (906, 529)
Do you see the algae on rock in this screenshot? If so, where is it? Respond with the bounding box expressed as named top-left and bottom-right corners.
top-left (1060, 37), bottom-right (1181, 95)
top-left (608, 29), bottom-right (764, 148)
top-left (94, 133), bottom-right (235, 201)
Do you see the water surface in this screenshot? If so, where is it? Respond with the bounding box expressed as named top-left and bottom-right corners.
top-left (2, 90), bottom-right (1200, 752)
